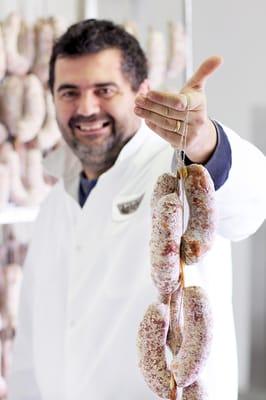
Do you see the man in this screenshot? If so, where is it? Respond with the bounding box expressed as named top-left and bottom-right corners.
top-left (8, 19), bottom-right (266, 400)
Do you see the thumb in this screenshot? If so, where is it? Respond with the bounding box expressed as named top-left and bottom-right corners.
top-left (183, 55), bottom-right (223, 91)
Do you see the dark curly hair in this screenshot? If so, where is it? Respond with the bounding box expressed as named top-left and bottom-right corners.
top-left (48, 19), bottom-right (148, 92)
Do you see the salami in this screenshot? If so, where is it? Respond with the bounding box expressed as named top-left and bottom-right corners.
top-left (171, 286), bottom-right (213, 387)
top-left (182, 380), bottom-right (208, 400)
top-left (150, 192), bottom-right (183, 296)
top-left (137, 302), bottom-right (174, 399)
top-left (180, 165), bottom-right (217, 265)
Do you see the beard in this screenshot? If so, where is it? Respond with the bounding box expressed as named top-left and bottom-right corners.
top-left (57, 113), bottom-right (132, 176)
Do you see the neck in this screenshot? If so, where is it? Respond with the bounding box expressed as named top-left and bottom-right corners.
top-left (82, 166), bottom-right (109, 180)
top-left (82, 136), bottom-right (131, 179)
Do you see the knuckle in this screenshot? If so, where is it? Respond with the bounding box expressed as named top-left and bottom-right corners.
top-left (173, 100), bottom-right (183, 110)
top-left (194, 115), bottom-right (205, 126)
top-left (191, 128), bottom-right (199, 139)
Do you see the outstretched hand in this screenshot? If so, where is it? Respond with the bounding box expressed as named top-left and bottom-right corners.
top-left (134, 56), bottom-right (223, 163)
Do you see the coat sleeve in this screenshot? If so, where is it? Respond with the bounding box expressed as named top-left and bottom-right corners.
top-left (7, 225), bottom-right (42, 400)
top-left (215, 124), bottom-right (266, 241)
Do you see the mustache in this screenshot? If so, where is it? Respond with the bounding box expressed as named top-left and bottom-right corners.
top-left (69, 114), bottom-right (113, 129)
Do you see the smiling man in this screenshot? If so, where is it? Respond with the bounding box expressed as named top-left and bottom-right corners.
top-left (8, 19), bottom-right (266, 400)
top-left (53, 48), bottom-right (148, 180)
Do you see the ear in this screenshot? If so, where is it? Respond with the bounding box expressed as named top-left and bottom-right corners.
top-left (137, 79), bottom-right (150, 96)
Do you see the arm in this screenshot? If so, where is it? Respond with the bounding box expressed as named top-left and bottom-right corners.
top-left (7, 229), bottom-right (41, 400)
top-left (213, 122), bottom-right (266, 241)
top-left (176, 120), bottom-right (266, 240)
top-left (134, 57), bottom-right (266, 241)
top-left (172, 120), bottom-right (232, 191)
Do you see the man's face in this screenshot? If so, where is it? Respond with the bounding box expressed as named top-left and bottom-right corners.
top-left (53, 48), bottom-right (148, 177)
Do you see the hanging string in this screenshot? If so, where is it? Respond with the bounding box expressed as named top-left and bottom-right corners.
top-left (170, 373), bottom-right (177, 400)
top-left (180, 103), bottom-right (189, 236)
top-left (168, 98), bottom-right (189, 399)
top-left (178, 99), bottom-right (189, 292)
top-left (175, 94), bottom-right (189, 261)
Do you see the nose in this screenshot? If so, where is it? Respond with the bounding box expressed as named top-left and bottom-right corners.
top-left (76, 92), bottom-right (100, 116)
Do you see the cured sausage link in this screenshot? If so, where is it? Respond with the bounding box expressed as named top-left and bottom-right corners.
top-left (137, 302), bottom-right (173, 399)
top-left (151, 173), bottom-right (177, 210)
top-left (182, 380), bottom-right (208, 400)
top-left (171, 286), bottom-right (213, 388)
top-left (180, 164), bottom-right (217, 265)
top-left (150, 192), bottom-right (183, 296)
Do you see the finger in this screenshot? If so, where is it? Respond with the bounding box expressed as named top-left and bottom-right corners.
top-left (183, 55), bottom-right (223, 91)
top-left (138, 90), bottom-right (203, 112)
top-left (134, 106), bottom-right (191, 132)
top-left (145, 120), bottom-right (191, 149)
top-left (145, 91), bottom-right (190, 112)
top-left (178, 90), bottom-right (205, 111)
top-left (135, 95), bottom-right (185, 119)
top-left (134, 99), bottom-right (193, 122)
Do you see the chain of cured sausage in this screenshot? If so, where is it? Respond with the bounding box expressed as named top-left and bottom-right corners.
top-left (138, 172), bottom-right (179, 399)
top-left (137, 160), bottom-right (216, 399)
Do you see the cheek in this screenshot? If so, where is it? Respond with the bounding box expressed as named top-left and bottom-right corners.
top-left (55, 102), bottom-right (73, 125)
top-left (109, 98), bottom-right (136, 121)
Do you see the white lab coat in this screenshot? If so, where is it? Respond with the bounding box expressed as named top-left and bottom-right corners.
top-left (8, 123), bottom-right (266, 400)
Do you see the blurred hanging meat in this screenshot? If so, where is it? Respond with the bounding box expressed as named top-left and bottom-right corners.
top-left (0, 124), bottom-right (8, 145)
top-left (24, 148), bottom-right (51, 206)
top-left (0, 75), bottom-right (24, 136)
top-left (16, 74), bottom-right (46, 143)
top-left (38, 89), bottom-right (62, 151)
top-left (0, 24), bottom-right (6, 81)
top-left (32, 19), bottom-right (55, 86)
top-left (147, 27), bottom-right (167, 89)
top-left (2, 12), bottom-right (32, 76)
top-left (0, 164), bottom-right (10, 209)
top-left (167, 21), bottom-right (186, 80)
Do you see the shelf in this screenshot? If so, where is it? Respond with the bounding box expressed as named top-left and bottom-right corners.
top-left (0, 205), bottom-right (39, 225)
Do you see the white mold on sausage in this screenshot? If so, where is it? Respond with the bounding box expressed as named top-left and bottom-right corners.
top-left (150, 192), bottom-right (183, 296)
top-left (137, 302), bottom-right (173, 399)
top-left (151, 173), bottom-right (177, 210)
top-left (180, 165), bottom-right (217, 265)
top-left (171, 286), bottom-right (213, 388)
top-left (182, 380), bottom-right (208, 400)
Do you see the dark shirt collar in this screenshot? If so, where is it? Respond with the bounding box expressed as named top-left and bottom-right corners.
top-left (79, 171), bottom-right (98, 207)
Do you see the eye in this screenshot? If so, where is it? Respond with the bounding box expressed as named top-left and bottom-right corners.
top-left (61, 90), bottom-right (79, 100)
top-left (95, 87), bottom-right (117, 98)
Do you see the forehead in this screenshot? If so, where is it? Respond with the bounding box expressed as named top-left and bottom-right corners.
top-left (54, 48), bottom-right (131, 89)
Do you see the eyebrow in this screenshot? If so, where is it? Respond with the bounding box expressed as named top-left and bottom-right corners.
top-left (56, 82), bottom-right (119, 93)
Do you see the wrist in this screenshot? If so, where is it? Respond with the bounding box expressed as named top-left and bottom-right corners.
top-left (186, 119), bottom-right (217, 164)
